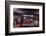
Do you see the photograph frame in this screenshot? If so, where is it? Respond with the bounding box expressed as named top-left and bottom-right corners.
top-left (5, 1), bottom-right (45, 35)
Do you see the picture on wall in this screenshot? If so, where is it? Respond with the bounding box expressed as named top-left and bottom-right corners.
top-left (5, 1), bottom-right (45, 35)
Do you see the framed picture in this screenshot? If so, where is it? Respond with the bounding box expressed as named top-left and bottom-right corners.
top-left (5, 1), bottom-right (45, 35)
